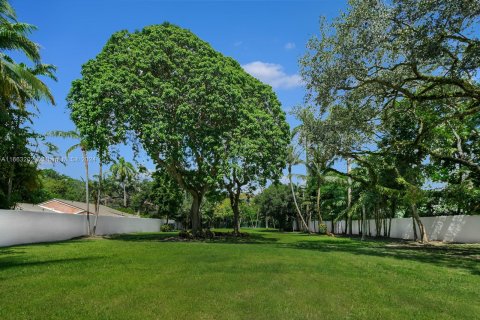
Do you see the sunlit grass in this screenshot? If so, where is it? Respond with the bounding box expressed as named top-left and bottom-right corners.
top-left (1, 229), bottom-right (479, 319)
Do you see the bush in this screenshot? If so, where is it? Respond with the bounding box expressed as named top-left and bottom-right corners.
top-left (178, 229), bottom-right (215, 239)
top-left (160, 224), bottom-right (173, 232)
top-left (178, 230), bottom-right (193, 239)
top-left (318, 223), bottom-right (327, 235)
top-left (205, 229), bottom-right (215, 239)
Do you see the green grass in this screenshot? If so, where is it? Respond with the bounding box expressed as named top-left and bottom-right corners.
top-left (1, 229), bottom-right (479, 320)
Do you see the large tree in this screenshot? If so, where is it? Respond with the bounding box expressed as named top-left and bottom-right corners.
top-left (67, 23), bottom-right (287, 233)
top-left (223, 86), bottom-right (289, 234)
top-left (299, 0), bottom-right (480, 242)
top-left (0, 0), bottom-right (55, 209)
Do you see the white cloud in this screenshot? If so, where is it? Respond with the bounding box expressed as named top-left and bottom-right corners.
top-left (234, 41), bottom-right (243, 47)
top-left (284, 42), bottom-right (296, 50)
top-left (241, 61), bottom-right (303, 89)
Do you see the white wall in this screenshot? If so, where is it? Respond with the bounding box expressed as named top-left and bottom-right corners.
top-left (298, 215), bottom-right (480, 243)
top-left (0, 210), bottom-right (162, 247)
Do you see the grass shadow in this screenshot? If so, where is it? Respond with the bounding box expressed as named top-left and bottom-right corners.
top-left (105, 232), bottom-right (177, 242)
top-left (281, 237), bottom-right (480, 275)
top-left (106, 231), bottom-right (279, 245)
top-left (0, 255), bottom-right (104, 271)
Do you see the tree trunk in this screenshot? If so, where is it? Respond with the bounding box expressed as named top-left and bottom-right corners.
top-left (361, 204), bottom-right (367, 241)
top-left (412, 216), bottom-right (418, 241)
top-left (123, 181), bottom-right (127, 207)
top-left (82, 148), bottom-right (91, 235)
top-left (289, 164), bottom-right (309, 232)
top-left (346, 158), bottom-right (352, 235)
top-left (316, 184), bottom-right (323, 226)
top-left (229, 188), bottom-right (241, 235)
top-left (6, 112), bottom-right (19, 208)
top-left (190, 191), bottom-right (203, 234)
top-left (93, 162), bottom-right (102, 235)
top-left (6, 166), bottom-right (13, 208)
top-left (227, 184), bottom-right (242, 235)
top-left (411, 204), bottom-right (428, 243)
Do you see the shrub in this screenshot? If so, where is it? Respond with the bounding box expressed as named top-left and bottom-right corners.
top-left (318, 223), bottom-right (327, 235)
top-left (178, 230), bottom-right (193, 239)
top-left (205, 229), bottom-right (215, 239)
top-left (161, 224), bottom-right (173, 232)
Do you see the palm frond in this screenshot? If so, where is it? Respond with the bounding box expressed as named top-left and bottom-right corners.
top-left (0, 0), bottom-right (16, 22)
top-left (47, 130), bottom-right (80, 139)
top-left (65, 143), bottom-right (81, 157)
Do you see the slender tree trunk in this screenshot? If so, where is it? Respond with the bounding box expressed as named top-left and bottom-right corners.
top-left (123, 181), bottom-right (127, 207)
top-left (306, 203), bottom-right (311, 232)
top-left (190, 191), bottom-right (203, 234)
top-left (93, 162), bottom-right (102, 235)
top-left (316, 184), bottom-right (323, 226)
top-left (6, 113), bottom-right (20, 208)
top-left (6, 166), bottom-right (13, 207)
top-left (288, 164), bottom-right (309, 232)
top-left (412, 216), bottom-right (418, 241)
top-left (411, 204), bottom-right (428, 243)
top-left (82, 148), bottom-right (91, 235)
top-left (361, 204), bottom-right (367, 241)
top-left (346, 158), bottom-right (352, 235)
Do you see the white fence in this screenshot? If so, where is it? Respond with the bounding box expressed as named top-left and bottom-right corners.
top-left (296, 215), bottom-right (480, 243)
top-left (0, 210), bottom-right (164, 247)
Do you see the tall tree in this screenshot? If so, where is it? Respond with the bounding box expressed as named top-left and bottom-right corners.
top-left (299, 0), bottom-right (480, 242)
top-left (286, 144), bottom-right (309, 232)
top-left (47, 130), bottom-right (93, 233)
top-left (67, 23), bottom-right (286, 234)
top-left (0, 0), bottom-right (55, 209)
top-left (110, 157), bottom-right (136, 207)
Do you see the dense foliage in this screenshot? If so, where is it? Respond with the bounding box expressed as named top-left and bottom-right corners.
top-left (67, 23), bottom-right (289, 233)
top-left (297, 0), bottom-right (480, 241)
top-left (0, 0), bottom-right (55, 208)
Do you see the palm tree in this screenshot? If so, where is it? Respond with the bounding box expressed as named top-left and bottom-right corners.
top-left (47, 130), bottom-right (92, 234)
top-left (287, 145), bottom-right (309, 232)
top-left (0, 0), bottom-right (55, 108)
top-left (110, 157), bottom-right (136, 207)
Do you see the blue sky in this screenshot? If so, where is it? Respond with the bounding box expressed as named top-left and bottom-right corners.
top-left (12, 0), bottom-right (348, 179)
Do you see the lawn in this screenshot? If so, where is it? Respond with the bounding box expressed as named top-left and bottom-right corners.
top-left (1, 230), bottom-right (479, 320)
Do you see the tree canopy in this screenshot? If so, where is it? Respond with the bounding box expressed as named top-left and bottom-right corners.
top-left (67, 23), bottom-right (289, 233)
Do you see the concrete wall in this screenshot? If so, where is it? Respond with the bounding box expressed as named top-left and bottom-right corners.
top-left (298, 215), bottom-right (480, 243)
top-left (0, 210), bottom-right (162, 247)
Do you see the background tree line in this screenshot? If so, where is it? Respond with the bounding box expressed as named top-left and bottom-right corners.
top-left (2, 0), bottom-right (479, 243)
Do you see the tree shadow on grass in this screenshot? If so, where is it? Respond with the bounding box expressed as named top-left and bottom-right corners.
top-left (105, 232), bottom-right (177, 242)
top-left (106, 231), bottom-right (279, 245)
top-left (0, 255), bottom-right (104, 271)
top-left (209, 232), bottom-right (279, 245)
top-left (282, 239), bottom-right (480, 276)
